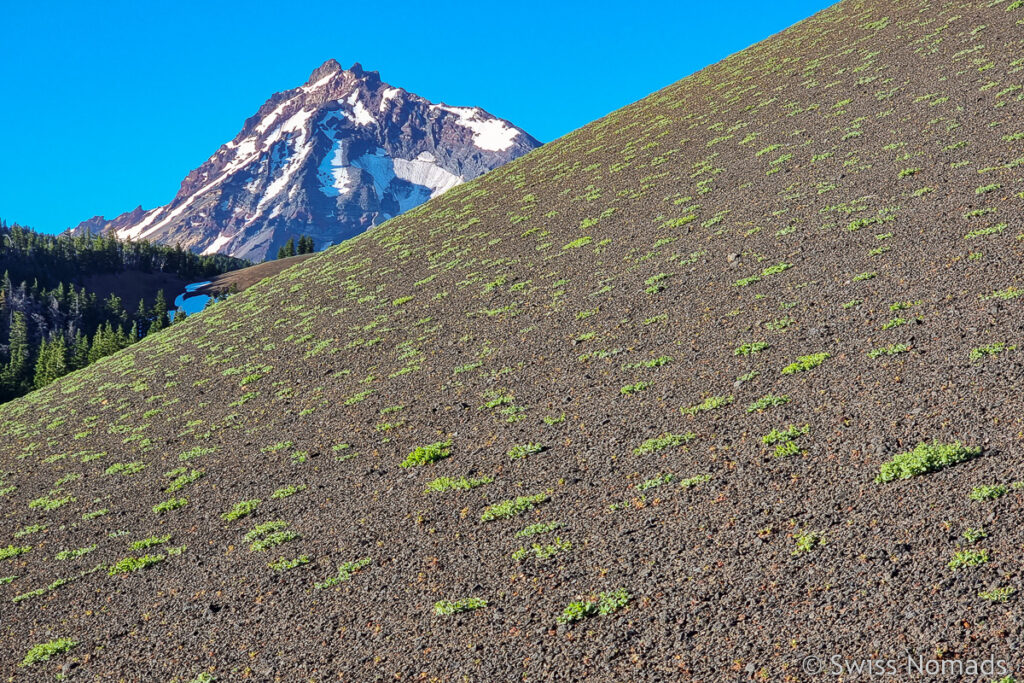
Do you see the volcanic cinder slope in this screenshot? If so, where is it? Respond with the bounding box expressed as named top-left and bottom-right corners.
top-left (3, 0), bottom-right (1024, 679)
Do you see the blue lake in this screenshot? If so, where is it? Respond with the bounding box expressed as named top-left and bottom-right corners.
top-left (172, 281), bottom-right (212, 320)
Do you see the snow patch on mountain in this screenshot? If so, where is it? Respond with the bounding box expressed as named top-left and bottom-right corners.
top-left (345, 92), bottom-right (374, 126)
top-left (202, 232), bottom-right (233, 255)
top-left (433, 105), bottom-right (521, 152)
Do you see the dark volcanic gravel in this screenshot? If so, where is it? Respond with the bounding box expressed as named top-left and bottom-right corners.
top-left (2, 0), bottom-right (1024, 680)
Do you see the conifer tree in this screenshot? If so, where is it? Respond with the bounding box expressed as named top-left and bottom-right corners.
top-left (2, 311), bottom-right (30, 395)
top-left (33, 335), bottom-right (68, 389)
top-left (71, 329), bottom-right (89, 369)
top-left (150, 290), bottom-right (170, 332)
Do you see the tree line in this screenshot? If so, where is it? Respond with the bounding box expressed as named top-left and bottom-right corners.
top-left (0, 221), bottom-right (246, 403)
top-left (276, 235), bottom-right (316, 259)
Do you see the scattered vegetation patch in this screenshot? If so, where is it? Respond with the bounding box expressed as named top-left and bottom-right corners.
top-left (1, 545), bottom-right (32, 561)
top-left (875, 441), bottom-right (981, 483)
top-left (948, 548), bottom-right (989, 571)
top-left (109, 553), bottom-right (165, 575)
top-left (781, 352), bottom-right (829, 374)
top-left (400, 440), bottom-right (452, 467)
top-left (480, 493), bottom-right (549, 522)
top-left (746, 394), bottom-right (790, 412)
top-left (633, 432), bottom-right (696, 455)
top-left (512, 537), bottom-right (571, 561)
top-left (152, 497), bottom-right (188, 514)
top-left (507, 443), bottom-right (543, 459)
top-left (868, 343), bottom-right (909, 358)
top-left (21, 638), bottom-right (76, 667)
top-left (315, 557), bottom-right (371, 589)
top-left (969, 342), bottom-right (1015, 362)
top-left (222, 499), bottom-right (261, 521)
top-left (970, 484), bottom-right (1008, 501)
top-left (681, 395), bottom-right (734, 416)
top-left (735, 342), bottom-right (770, 356)
top-left (269, 556), bottom-right (310, 572)
top-left (434, 597), bottom-right (487, 616)
top-left (792, 531), bottom-right (825, 555)
top-left (557, 588), bottom-right (630, 624)
top-left (425, 476), bottom-right (493, 493)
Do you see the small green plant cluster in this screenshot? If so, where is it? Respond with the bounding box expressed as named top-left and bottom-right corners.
top-left (636, 473), bottom-right (675, 491)
top-left (781, 352), bottom-right (829, 374)
top-left (556, 588), bottom-right (630, 624)
top-left (979, 586), bottom-right (1016, 603)
top-left (479, 389), bottom-right (526, 422)
top-left (762, 424), bottom-right (810, 457)
top-left (681, 395), bottom-right (733, 416)
top-left (508, 443), bottom-right (543, 459)
top-left (875, 441), bottom-right (980, 483)
top-left (271, 484), bottom-right (306, 499)
top-left (868, 343), bottom-right (909, 358)
top-left (969, 342), bottom-right (1015, 363)
top-left (746, 394), bottom-right (790, 412)
top-left (516, 521), bottom-right (564, 538)
top-left (633, 432), bottom-right (696, 454)
top-left (970, 484), bottom-right (1007, 501)
top-left (512, 537), bottom-right (571, 561)
top-left (269, 556), bottom-right (310, 571)
top-left (55, 545), bottom-right (97, 560)
top-left (679, 473), bottom-right (713, 488)
top-left (735, 341), bottom-right (770, 356)
top-left (152, 497), bottom-right (188, 514)
top-left (105, 461), bottom-right (147, 476)
top-left (129, 534), bottom-right (172, 551)
top-left (620, 381), bottom-right (651, 395)
top-left (948, 548), bottom-right (989, 571)
top-left (109, 553), bottom-right (165, 575)
top-left (245, 521), bottom-right (298, 552)
top-left (480, 493), bottom-right (549, 522)
top-left (792, 531), bottom-right (825, 555)
top-left (962, 527), bottom-right (987, 543)
top-left (1, 545), bottom-right (32, 561)
top-left (21, 638), bottom-right (76, 667)
top-left (165, 468), bottom-right (203, 492)
top-left (400, 440), bottom-right (452, 468)
top-left (315, 557), bottom-right (371, 589)
top-left (434, 597), bottom-right (487, 615)
top-left (222, 499), bottom-right (261, 521)
top-left (424, 476), bottom-right (493, 493)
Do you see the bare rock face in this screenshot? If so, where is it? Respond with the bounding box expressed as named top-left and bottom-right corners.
top-left (70, 60), bottom-right (540, 261)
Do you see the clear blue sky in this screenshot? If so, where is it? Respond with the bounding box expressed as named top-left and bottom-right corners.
top-left (0, 0), bottom-right (833, 234)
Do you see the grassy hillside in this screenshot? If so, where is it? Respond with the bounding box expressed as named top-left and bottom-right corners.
top-left (3, 0), bottom-right (1024, 679)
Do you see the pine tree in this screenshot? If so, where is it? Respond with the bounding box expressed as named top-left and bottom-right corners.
top-left (71, 329), bottom-right (89, 369)
top-left (87, 325), bottom-right (109, 364)
top-left (135, 298), bottom-right (149, 337)
top-left (2, 311), bottom-right (30, 395)
top-left (150, 290), bottom-right (170, 333)
top-left (281, 237), bottom-right (296, 258)
top-left (33, 335), bottom-right (68, 389)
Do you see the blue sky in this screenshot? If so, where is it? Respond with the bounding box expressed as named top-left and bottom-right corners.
top-left (0, 0), bottom-right (833, 234)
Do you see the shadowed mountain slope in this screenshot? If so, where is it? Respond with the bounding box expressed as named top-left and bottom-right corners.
top-left (2, 0), bottom-right (1024, 679)
top-left (68, 60), bottom-right (540, 262)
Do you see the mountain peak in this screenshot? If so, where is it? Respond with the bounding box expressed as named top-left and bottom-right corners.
top-left (71, 60), bottom-right (541, 259)
top-left (308, 58), bottom-right (343, 83)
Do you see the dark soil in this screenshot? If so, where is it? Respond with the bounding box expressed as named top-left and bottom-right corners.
top-left (190, 253), bottom-right (319, 297)
top-left (2, 1), bottom-right (1024, 680)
